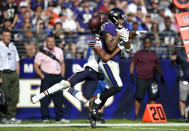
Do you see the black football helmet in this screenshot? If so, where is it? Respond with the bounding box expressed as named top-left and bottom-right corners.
top-left (108, 8), bottom-right (126, 28)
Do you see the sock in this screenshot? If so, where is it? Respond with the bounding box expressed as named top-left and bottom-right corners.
top-left (75, 92), bottom-right (88, 104)
top-left (68, 87), bottom-right (77, 95)
top-left (47, 80), bottom-right (70, 94)
top-left (68, 87), bottom-right (87, 103)
top-left (95, 98), bottom-right (102, 105)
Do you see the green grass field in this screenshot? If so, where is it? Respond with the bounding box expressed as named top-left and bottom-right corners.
top-left (0, 120), bottom-right (189, 131)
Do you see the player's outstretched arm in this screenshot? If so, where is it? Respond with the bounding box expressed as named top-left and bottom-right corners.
top-left (94, 46), bottom-right (121, 62)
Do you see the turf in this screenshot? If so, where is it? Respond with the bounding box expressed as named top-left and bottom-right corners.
top-left (1, 126), bottom-right (189, 131)
top-left (0, 119), bottom-right (189, 131)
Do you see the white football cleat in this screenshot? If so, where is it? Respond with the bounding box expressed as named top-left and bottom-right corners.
top-left (32, 93), bottom-right (45, 104)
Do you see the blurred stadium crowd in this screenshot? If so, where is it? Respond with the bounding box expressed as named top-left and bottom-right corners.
top-left (0, 0), bottom-right (188, 59)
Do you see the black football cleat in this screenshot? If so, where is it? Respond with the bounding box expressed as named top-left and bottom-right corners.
top-left (88, 112), bottom-right (96, 128)
top-left (96, 113), bottom-right (106, 124)
top-left (89, 101), bottom-right (100, 119)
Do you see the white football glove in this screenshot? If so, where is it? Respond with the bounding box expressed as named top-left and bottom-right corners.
top-left (116, 28), bottom-right (129, 42)
top-left (117, 43), bottom-right (125, 51)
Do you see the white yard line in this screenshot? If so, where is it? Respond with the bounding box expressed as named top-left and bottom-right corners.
top-left (0, 123), bottom-right (189, 127)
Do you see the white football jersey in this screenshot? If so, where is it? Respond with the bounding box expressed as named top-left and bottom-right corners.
top-left (84, 35), bottom-right (102, 72)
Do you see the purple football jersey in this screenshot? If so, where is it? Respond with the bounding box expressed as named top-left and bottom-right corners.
top-left (101, 22), bottom-right (121, 61)
top-left (76, 9), bottom-right (93, 30)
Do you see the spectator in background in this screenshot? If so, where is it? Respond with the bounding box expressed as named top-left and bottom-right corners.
top-left (135, 7), bottom-right (145, 23)
top-left (2, 19), bottom-right (12, 30)
top-left (98, 10), bottom-right (106, 22)
top-left (134, 7), bottom-right (148, 31)
top-left (130, 36), bottom-right (164, 120)
top-left (145, 14), bottom-right (152, 31)
top-left (53, 22), bottom-right (65, 49)
top-left (150, 22), bottom-right (161, 45)
top-left (41, 1), bottom-right (59, 28)
top-left (127, 13), bottom-right (135, 31)
top-left (60, 4), bottom-right (73, 20)
top-left (30, 0), bottom-right (44, 11)
top-left (16, 10), bottom-right (32, 29)
top-left (76, 0), bottom-right (93, 32)
top-left (148, 0), bottom-right (159, 19)
top-left (35, 20), bottom-right (48, 47)
top-left (21, 19), bottom-right (35, 43)
top-left (34, 35), bottom-right (69, 123)
top-left (159, 0), bottom-right (174, 19)
top-left (2, 0), bottom-right (18, 28)
top-left (88, 0), bottom-right (99, 10)
top-left (99, 0), bottom-right (110, 13)
top-left (16, 1), bottom-right (30, 28)
top-left (76, 35), bottom-right (88, 59)
top-left (159, 16), bottom-right (177, 32)
top-left (32, 5), bottom-right (44, 26)
top-left (0, 28), bottom-right (21, 124)
top-left (53, 0), bottom-right (65, 15)
top-left (127, 0), bottom-right (147, 15)
top-left (61, 14), bottom-right (77, 32)
top-left (171, 47), bottom-right (189, 121)
top-left (162, 21), bottom-right (176, 46)
top-left (150, 22), bottom-right (167, 58)
top-left (24, 41), bottom-right (36, 58)
top-left (2, 19), bottom-right (16, 41)
top-left (116, 0), bottom-right (127, 12)
top-left (108, 1), bottom-right (116, 10)
top-left (60, 13), bottom-right (77, 58)
top-left (71, 0), bottom-right (81, 18)
top-left (151, 6), bottom-right (165, 25)
top-left (14, 33), bottom-right (25, 58)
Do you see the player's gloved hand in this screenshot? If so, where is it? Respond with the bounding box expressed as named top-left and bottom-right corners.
top-left (130, 73), bottom-right (135, 84)
top-left (116, 28), bottom-right (129, 42)
top-left (117, 43), bottom-right (125, 51)
top-left (136, 30), bottom-right (147, 36)
top-left (88, 40), bottom-right (96, 48)
top-left (125, 44), bottom-right (133, 53)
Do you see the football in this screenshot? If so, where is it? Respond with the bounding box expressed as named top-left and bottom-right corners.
top-left (88, 15), bottom-right (102, 30)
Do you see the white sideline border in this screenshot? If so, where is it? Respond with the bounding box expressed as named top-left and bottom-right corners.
top-left (0, 123), bottom-right (189, 127)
